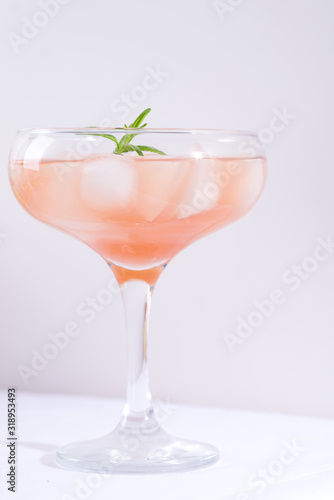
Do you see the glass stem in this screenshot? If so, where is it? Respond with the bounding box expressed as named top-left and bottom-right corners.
top-left (121, 278), bottom-right (153, 420)
top-left (111, 264), bottom-right (165, 430)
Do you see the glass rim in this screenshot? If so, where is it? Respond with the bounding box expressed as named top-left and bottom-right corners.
top-left (16, 127), bottom-right (258, 137)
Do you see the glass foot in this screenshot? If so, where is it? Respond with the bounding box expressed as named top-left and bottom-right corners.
top-left (56, 421), bottom-right (219, 473)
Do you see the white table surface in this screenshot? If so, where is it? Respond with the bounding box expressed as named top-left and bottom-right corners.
top-left (1, 391), bottom-right (334, 500)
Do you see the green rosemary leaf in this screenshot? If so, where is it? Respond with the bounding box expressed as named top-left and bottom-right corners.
top-left (121, 145), bottom-right (144, 156)
top-left (129, 108), bottom-right (151, 128)
top-left (86, 133), bottom-right (119, 146)
top-left (137, 145), bottom-right (166, 155)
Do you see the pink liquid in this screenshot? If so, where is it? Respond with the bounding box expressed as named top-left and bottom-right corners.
top-left (10, 154), bottom-right (266, 271)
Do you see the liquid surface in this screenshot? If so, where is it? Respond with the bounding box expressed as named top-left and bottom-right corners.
top-left (10, 154), bottom-right (267, 269)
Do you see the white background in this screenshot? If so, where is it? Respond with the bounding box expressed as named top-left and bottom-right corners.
top-left (1, 0), bottom-right (333, 418)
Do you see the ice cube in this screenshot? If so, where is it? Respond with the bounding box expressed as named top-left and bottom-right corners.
top-left (80, 154), bottom-right (138, 212)
top-left (177, 155), bottom-right (222, 219)
top-left (137, 156), bottom-right (191, 222)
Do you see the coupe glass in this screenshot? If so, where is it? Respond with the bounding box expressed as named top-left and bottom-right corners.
top-left (9, 128), bottom-right (267, 473)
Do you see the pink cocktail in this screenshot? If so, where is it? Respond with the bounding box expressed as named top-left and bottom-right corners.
top-left (9, 127), bottom-right (267, 473)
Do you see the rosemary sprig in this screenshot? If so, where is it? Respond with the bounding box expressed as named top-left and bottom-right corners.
top-left (87, 108), bottom-right (166, 156)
